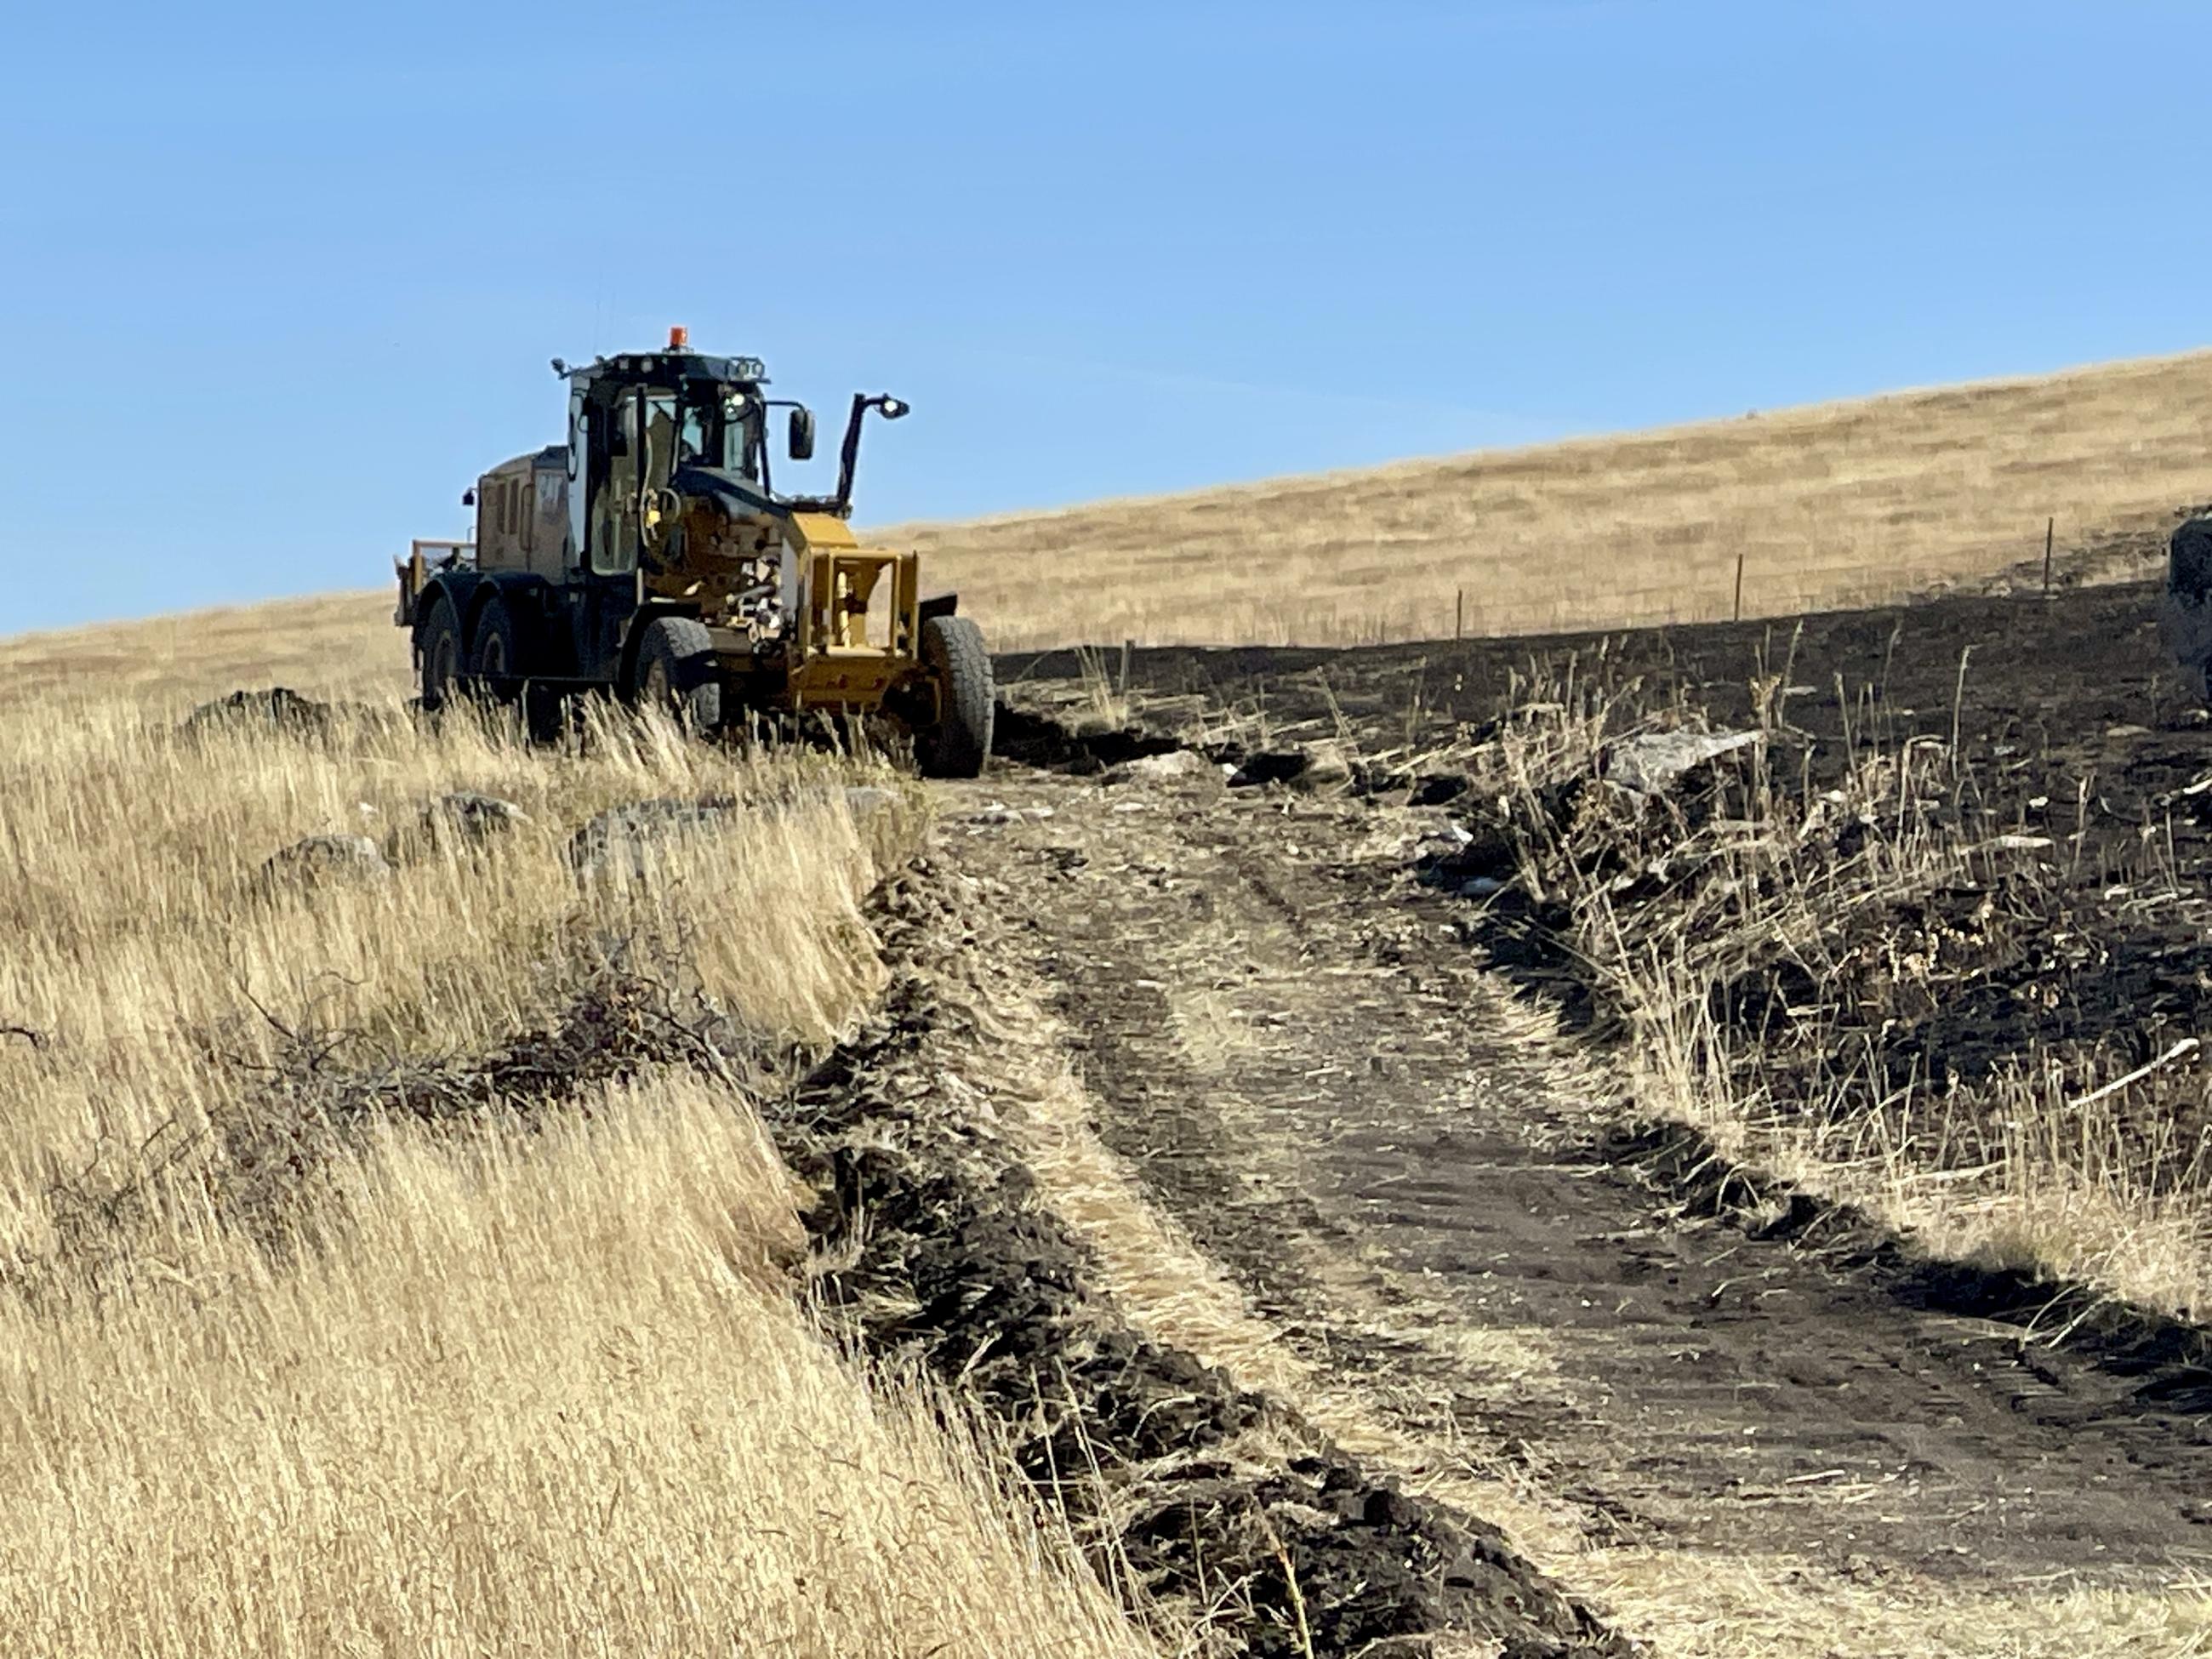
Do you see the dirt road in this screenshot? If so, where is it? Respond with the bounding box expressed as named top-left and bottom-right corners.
top-left (941, 735), bottom-right (2212, 1655)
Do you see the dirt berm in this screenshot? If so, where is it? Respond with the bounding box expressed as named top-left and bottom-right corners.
top-left (765, 862), bottom-right (1622, 1657)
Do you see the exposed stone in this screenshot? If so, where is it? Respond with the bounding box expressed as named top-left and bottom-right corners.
top-left (259, 834), bottom-right (391, 889)
top-left (1295, 739), bottom-right (1354, 792)
top-left (567, 797), bottom-right (740, 881)
top-left (1229, 739), bottom-right (1355, 791)
top-left (427, 791), bottom-right (527, 840)
top-left (1121, 749), bottom-right (1210, 784)
top-left (1602, 729), bottom-right (1760, 795)
top-left (183, 687), bottom-right (333, 737)
top-left (841, 785), bottom-right (901, 822)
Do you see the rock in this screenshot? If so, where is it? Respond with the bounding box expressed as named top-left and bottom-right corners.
top-left (1122, 749), bottom-right (1209, 784)
top-left (839, 787), bottom-right (904, 864)
top-left (1297, 740), bottom-right (1354, 791)
top-left (183, 687), bottom-right (333, 736)
top-left (841, 785), bottom-right (900, 821)
top-left (572, 788), bottom-right (907, 880)
top-left (1228, 739), bottom-right (1355, 791)
top-left (1602, 728), bottom-right (1760, 795)
top-left (1425, 822), bottom-right (1475, 852)
top-left (259, 834), bottom-right (390, 889)
top-left (1228, 750), bottom-right (1304, 788)
top-left (1414, 816), bottom-right (1519, 894)
top-left (424, 791), bottom-right (528, 842)
top-left (567, 797), bottom-right (740, 881)
top-left (970, 800), bottom-right (1058, 825)
top-left (383, 791), bottom-right (529, 864)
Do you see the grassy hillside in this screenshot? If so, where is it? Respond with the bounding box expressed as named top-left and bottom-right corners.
top-left (0, 591), bottom-right (406, 714)
top-left (9, 348), bottom-right (2203, 685)
top-left (892, 348), bottom-right (2212, 647)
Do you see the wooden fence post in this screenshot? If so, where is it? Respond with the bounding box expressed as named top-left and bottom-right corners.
top-left (1118, 638), bottom-right (1133, 694)
top-left (1455, 588), bottom-right (1464, 641)
top-left (1733, 552), bottom-right (1745, 623)
top-left (2043, 516), bottom-right (2055, 596)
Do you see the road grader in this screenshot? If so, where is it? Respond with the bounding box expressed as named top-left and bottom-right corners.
top-left (395, 330), bottom-right (991, 776)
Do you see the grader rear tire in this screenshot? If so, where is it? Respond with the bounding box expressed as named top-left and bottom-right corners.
top-left (418, 596), bottom-right (464, 713)
top-left (917, 615), bottom-right (993, 779)
top-left (470, 596), bottom-right (522, 705)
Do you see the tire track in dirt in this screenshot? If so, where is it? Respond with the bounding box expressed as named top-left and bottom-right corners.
top-left (950, 762), bottom-right (2212, 1656)
top-left (770, 857), bottom-right (1623, 1658)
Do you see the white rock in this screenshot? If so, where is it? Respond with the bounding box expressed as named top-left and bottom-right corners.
top-left (1603, 729), bottom-right (1760, 795)
top-left (1125, 750), bottom-right (1208, 783)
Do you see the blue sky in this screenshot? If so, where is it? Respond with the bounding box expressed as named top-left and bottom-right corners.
top-left (3, 1), bottom-right (2207, 632)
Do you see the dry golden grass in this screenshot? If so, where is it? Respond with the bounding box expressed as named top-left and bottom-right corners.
top-left (888, 348), bottom-right (2212, 647)
top-left (0, 698), bottom-right (891, 1240)
top-left (0, 661), bottom-right (1157, 1656)
top-left (0, 1072), bottom-right (1153, 1656)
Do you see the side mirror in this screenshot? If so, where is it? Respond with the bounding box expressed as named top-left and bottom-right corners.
top-left (788, 406), bottom-right (817, 462)
top-left (461, 487), bottom-right (476, 507)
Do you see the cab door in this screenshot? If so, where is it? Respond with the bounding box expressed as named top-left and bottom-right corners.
top-left (572, 392), bottom-right (643, 682)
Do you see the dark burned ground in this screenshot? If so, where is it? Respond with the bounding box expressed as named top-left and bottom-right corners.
top-left (963, 581), bottom-right (2212, 1650)
top-left (1003, 579), bottom-right (2212, 1209)
top-left (1007, 580), bottom-right (2212, 1118)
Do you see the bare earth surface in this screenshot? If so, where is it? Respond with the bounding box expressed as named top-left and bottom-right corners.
top-left (942, 698), bottom-right (2212, 1650)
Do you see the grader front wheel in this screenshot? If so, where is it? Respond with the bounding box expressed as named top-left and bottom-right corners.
top-left (631, 616), bottom-right (723, 731)
top-left (916, 615), bottom-right (993, 779)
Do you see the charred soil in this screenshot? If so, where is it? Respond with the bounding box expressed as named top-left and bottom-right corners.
top-left (979, 582), bottom-right (2212, 1648)
top-left (1009, 583), bottom-right (2212, 1253)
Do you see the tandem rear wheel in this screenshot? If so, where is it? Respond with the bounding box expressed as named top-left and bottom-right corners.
top-left (418, 596), bottom-right (465, 712)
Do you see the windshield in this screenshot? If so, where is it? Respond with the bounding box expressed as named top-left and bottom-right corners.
top-left (676, 388), bottom-right (761, 479)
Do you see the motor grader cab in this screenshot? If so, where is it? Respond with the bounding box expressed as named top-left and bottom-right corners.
top-left (395, 329), bottom-right (991, 777)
